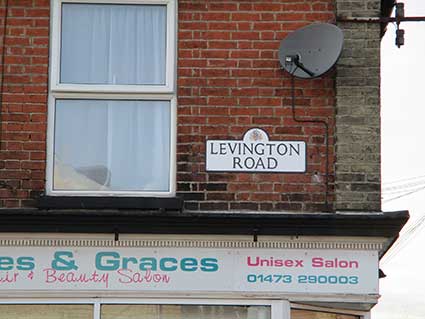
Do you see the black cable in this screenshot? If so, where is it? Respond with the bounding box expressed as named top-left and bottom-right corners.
top-left (383, 184), bottom-right (425, 195)
top-left (290, 74), bottom-right (330, 209)
top-left (383, 180), bottom-right (425, 194)
top-left (0, 0), bottom-right (9, 152)
top-left (383, 174), bottom-right (425, 186)
top-left (383, 185), bottom-right (425, 203)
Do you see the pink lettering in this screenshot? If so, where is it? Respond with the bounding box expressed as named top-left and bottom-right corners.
top-left (247, 256), bottom-right (304, 268)
top-left (311, 257), bottom-right (359, 269)
top-left (117, 269), bottom-right (171, 284)
top-left (0, 272), bottom-right (19, 284)
top-left (43, 268), bottom-right (109, 288)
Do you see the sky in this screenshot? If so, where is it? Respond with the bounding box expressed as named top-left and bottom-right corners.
top-left (373, 0), bottom-right (425, 318)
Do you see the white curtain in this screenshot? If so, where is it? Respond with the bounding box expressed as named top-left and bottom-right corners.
top-left (54, 100), bottom-right (170, 191)
top-left (60, 3), bottom-right (166, 85)
top-left (54, 3), bottom-right (170, 192)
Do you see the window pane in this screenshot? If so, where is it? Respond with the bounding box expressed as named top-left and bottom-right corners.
top-left (0, 304), bottom-right (93, 319)
top-left (54, 99), bottom-right (170, 192)
top-left (101, 304), bottom-right (271, 319)
top-left (60, 3), bottom-right (167, 85)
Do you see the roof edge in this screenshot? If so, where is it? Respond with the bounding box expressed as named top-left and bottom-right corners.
top-left (0, 208), bottom-right (409, 239)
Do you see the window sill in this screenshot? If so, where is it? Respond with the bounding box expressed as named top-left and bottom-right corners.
top-left (37, 195), bottom-right (183, 211)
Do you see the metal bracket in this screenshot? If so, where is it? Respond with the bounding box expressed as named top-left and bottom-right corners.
top-left (337, 2), bottom-right (425, 48)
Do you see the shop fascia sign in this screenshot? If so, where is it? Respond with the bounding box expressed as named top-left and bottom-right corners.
top-left (206, 128), bottom-right (306, 172)
top-left (0, 247), bottom-right (378, 295)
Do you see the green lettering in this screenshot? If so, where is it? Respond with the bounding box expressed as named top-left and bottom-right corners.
top-left (16, 257), bottom-right (35, 271)
top-left (159, 257), bottom-right (178, 271)
top-left (139, 257), bottom-right (157, 271)
top-left (122, 257), bottom-right (138, 269)
top-left (200, 258), bottom-right (219, 272)
top-left (0, 257), bottom-right (13, 270)
top-left (180, 258), bottom-right (198, 272)
top-left (96, 252), bottom-right (120, 271)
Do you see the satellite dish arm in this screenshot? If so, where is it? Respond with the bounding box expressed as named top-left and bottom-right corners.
top-left (289, 55), bottom-right (315, 77)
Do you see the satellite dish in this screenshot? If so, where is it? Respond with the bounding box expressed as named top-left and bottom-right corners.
top-left (279, 23), bottom-right (344, 79)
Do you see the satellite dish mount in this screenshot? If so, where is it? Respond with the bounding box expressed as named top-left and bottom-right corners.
top-left (284, 54), bottom-right (315, 77)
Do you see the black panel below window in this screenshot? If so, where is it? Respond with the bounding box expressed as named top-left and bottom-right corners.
top-left (37, 195), bottom-right (183, 211)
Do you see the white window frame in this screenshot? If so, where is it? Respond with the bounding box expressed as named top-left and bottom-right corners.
top-left (46, 0), bottom-right (177, 197)
top-left (50, 0), bottom-right (176, 94)
top-left (0, 298), bottom-right (289, 319)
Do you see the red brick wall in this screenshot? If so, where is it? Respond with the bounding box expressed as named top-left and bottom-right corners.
top-left (0, 0), bottom-right (49, 207)
top-left (177, 1), bottom-right (336, 211)
top-left (0, 0), bottom-right (336, 211)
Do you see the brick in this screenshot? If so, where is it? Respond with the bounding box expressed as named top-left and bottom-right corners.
top-left (200, 12), bottom-right (230, 21)
top-left (230, 202), bottom-right (259, 211)
top-left (199, 202), bottom-right (229, 210)
top-left (231, 13), bottom-right (261, 21)
top-left (179, 192), bottom-right (205, 201)
top-left (253, 3), bottom-right (282, 11)
top-left (231, 32), bottom-right (260, 41)
top-left (206, 193), bottom-right (235, 201)
top-left (208, 3), bottom-right (237, 11)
